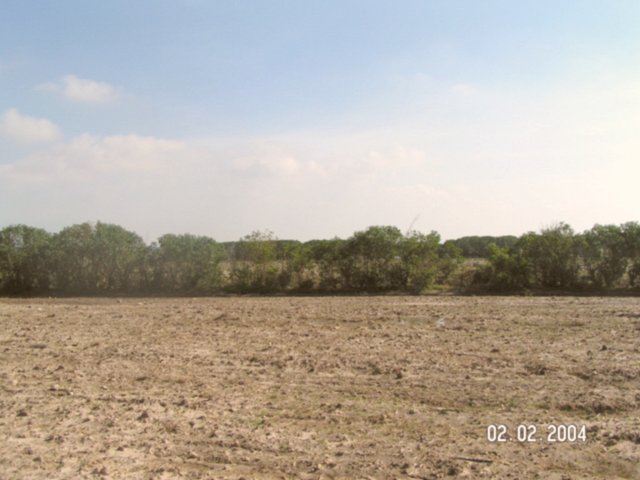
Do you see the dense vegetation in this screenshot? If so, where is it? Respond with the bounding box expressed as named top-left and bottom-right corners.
top-left (473, 222), bottom-right (640, 293)
top-left (0, 221), bottom-right (639, 295)
top-left (450, 235), bottom-right (518, 258)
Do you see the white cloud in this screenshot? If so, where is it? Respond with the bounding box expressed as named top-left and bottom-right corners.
top-left (256, 155), bottom-right (299, 175)
top-left (68, 134), bottom-right (186, 173)
top-left (450, 83), bottom-right (478, 97)
top-left (0, 128), bottom-right (438, 240)
top-left (2, 72), bottom-right (639, 242)
top-left (0, 134), bottom-right (189, 184)
top-left (38, 74), bottom-right (119, 104)
top-left (0, 108), bottom-right (61, 144)
top-left (226, 141), bottom-right (301, 177)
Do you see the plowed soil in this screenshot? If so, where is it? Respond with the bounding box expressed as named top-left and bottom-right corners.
top-left (1, 296), bottom-right (639, 479)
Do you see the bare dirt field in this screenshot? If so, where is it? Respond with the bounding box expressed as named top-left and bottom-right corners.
top-left (1, 296), bottom-right (639, 479)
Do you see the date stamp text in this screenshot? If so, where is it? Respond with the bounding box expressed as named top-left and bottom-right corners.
top-left (486, 424), bottom-right (587, 443)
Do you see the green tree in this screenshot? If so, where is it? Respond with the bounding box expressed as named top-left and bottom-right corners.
top-left (341, 226), bottom-right (405, 291)
top-left (153, 233), bottom-right (223, 293)
top-left (52, 223), bottom-right (99, 293)
top-left (437, 239), bottom-right (463, 284)
top-left (581, 224), bottom-right (627, 288)
top-left (517, 223), bottom-right (581, 288)
top-left (273, 240), bottom-right (306, 291)
top-left (52, 222), bottom-right (146, 293)
top-left (0, 225), bottom-right (52, 294)
top-left (303, 238), bottom-right (345, 291)
top-left (93, 223), bottom-right (147, 291)
top-left (229, 230), bottom-right (279, 292)
top-left (621, 222), bottom-right (640, 287)
top-left (452, 235), bottom-right (518, 258)
top-left (484, 243), bottom-right (529, 291)
top-left (400, 230), bottom-right (442, 293)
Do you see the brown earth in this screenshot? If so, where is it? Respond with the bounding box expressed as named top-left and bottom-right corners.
top-left (1, 296), bottom-right (639, 479)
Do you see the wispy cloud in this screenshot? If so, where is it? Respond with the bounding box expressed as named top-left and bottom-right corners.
top-left (2, 72), bottom-right (639, 241)
top-left (0, 134), bottom-right (188, 184)
top-left (0, 128), bottom-right (435, 239)
top-left (222, 141), bottom-right (302, 177)
top-left (37, 74), bottom-right (120, 104)
top-left (0, 108), bottom-right (61, 144)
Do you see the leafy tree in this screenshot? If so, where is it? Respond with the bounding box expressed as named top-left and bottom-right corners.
top-left (341, 226), bottom-right (405, 291)
top-left (93, 223), bottom-right (147, 291)
top-left (400, 230), bottom-right (441, 292)
top-left (483, 243), bottom-right (529, 291)
top-left (581, 225), bottom-right (627, 288)
top-left (517, 223), bottom-right (581, 288)
top-left (52, 222), bottom-right (146, 293)
top-left (452, 235), bottom-right (518, 258)
top-left (154, 233), bottom-right (223, 293)
top-left (229, 230), bottom-right (279, 292)
top-left (273, 240), bottom-right (307, 291)
top-left (0, 225), bottom-right (52, 294)
top-left (437, 239), bottom-right (464, 284)
top-left (621, 222), bottom-right (640, 287)
top-left (52, 223), bottom-right (99, 293)
top-left (303, 238), bottom-right (345, 291)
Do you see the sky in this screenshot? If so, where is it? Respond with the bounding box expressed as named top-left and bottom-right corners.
top-left (1, 1), bottom-right (639, 242)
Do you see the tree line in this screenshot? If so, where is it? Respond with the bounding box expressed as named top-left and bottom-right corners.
top-left (0, 221), bottom-right (638, 295)
top-left (0, 223), bottom-right (460, 295)
top-left (472, 222), bottom-right (640, 292)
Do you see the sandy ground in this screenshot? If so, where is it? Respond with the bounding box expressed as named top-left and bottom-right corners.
top-left (1, 296), bottom-right (639, 479)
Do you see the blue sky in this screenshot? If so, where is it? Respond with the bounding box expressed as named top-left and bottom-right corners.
top-left (1, 1), bottom-right (639, 241)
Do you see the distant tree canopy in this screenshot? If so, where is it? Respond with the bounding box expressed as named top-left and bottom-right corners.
top-left (451, 235), bottom-right (518, 258)
top-left (52, 222), bottom-right (147, 293)
top-left (0, 221), bottom-right (639, 295)
top-left (0, 225), bottom-right (51, 294)
top-left (477, 222), bottom-right (640, 292)
top-left (150, 233), bottom-right (223, 293)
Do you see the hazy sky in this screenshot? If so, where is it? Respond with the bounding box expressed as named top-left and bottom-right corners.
top-left (1, 1), bottom-right (639, 242)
